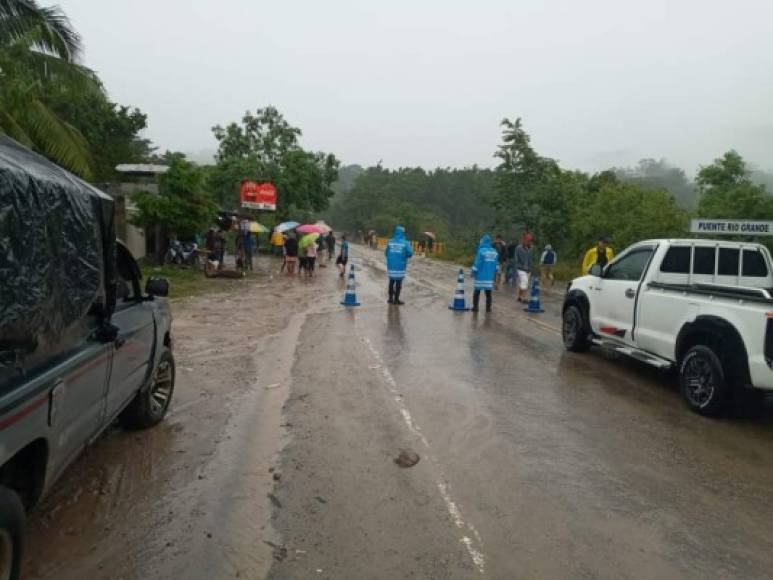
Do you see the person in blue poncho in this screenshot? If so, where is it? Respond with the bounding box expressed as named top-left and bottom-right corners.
top-left (385, 225), bottom-right (414, 305)
top-left (471, 234), bottom-right (499, 312)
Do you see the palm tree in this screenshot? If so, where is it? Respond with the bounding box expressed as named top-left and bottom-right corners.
top-left (0, 0), bottom-right (101, 178)
top-left (0, 0), bottom-right (81, 60)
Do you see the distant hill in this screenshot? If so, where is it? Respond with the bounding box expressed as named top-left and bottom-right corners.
top-left (614, 158), bottom-right (697, 209)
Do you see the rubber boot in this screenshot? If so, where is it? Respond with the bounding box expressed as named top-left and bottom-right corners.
top-left (485, 290), bottom-right (492, 312)
top-left (394, 281), bottom-right (404, 305)
top-left (472, 290), bottom-right (480, 312)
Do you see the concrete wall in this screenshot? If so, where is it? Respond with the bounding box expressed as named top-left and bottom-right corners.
top-left (101, 182), bottom-right (161, 261)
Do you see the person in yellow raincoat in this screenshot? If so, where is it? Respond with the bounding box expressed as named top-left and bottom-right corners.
top-left (582, 235), bottom-right (614, 274)
top-left (270, 228), bottom-right (285, 256)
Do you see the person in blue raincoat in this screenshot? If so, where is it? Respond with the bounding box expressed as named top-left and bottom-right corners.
top-left (385, 225), bottom-right (414, 305)
top-left (471, 234), bottom-right (499, 312)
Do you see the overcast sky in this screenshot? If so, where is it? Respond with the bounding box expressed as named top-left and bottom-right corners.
top-left (62, 0), bottom-right (773, 174)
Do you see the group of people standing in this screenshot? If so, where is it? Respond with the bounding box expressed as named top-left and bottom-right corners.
top-left (490, 233), bottom-right (555, 302)
top-left (384, 226), bottom-right (613, 313)
top-left (276, 230), bottom-right (350, 278)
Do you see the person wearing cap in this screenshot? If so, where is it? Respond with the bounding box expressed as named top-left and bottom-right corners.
top-left (582, 235), bottom-right (615, 275)
top-left (540, 243), bottom-right (557, 286)
top-left (515, 233), bottom-right (534, 302)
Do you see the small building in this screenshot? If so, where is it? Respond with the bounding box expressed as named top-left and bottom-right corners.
top-left (101, 164), bottom-right (169, 260)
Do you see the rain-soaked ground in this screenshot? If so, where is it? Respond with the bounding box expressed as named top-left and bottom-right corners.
top-left (23, 245), bottom-right (773, 579)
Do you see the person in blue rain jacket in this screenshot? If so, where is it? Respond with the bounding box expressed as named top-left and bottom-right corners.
top-left (385, 225), bottom-right (414, 305)
top-left (471, 234), bottom-right (499, 312)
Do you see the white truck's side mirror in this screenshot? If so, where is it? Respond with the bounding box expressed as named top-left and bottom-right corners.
top-left (589, 263), bottom-right (603, 277)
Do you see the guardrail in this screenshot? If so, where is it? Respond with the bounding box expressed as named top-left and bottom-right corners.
top-left (374, 237), bottom-right (446, 256)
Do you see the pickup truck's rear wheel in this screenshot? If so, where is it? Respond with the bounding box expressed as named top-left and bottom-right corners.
top-left (120, 349), bottom-right (175, 429)
top-left (0, 486), bottom-right (24, 580)
top-left (679, 345), bottom-right (729, 416)
top-left (562, 305), bottom-right (591, 352)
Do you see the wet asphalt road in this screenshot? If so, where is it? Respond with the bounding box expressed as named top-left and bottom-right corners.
top-left (23, 245), bottom-right (773, 579)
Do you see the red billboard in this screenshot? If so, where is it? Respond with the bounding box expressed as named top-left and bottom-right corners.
top-left (240, 181), bottom-right (277, 211)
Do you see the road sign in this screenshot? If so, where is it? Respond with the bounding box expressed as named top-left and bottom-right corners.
top-left (240, 181), bottom-right (277, 211)
top-left (690, 219), bottom-right (773, 236)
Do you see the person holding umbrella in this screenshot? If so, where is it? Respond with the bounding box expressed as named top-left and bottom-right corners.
top-left (299, 232), bottom-right (320, 277)
top-left (305, 235), bottom-right (318, 276)
top-left (284, 233), bottom-right (299, 275)
top-left (317, 234), bottom-right (327, 267)
top-left (385, 225), bottom-right (414, 305)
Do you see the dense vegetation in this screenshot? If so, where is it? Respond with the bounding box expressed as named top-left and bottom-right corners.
top-left (207, 106), bottom-right (339, 222)
top-left (131, 152), bottom-right (218, 239)
top-left (0, 0), bottom-right (152, 180)
top-left (327, 165), bottom-right (496, 242)
top-left (4, 1), bottom-right (773, 269)
top-left (327, 117), bottom-right (773, 266)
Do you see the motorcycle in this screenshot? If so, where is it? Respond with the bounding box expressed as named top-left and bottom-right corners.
top-left (164, 240), bottom-right (200, 266)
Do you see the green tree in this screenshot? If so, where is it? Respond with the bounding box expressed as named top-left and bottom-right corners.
top-left (0, 0), bottom-right (80, 58)
top-left (326, 165), bottom-right (496, 241)
top-left (493, 117), bottom-right (569, 245)
top-left (570, 176), bottom-right (687, 256)
top-left (131, 153), bottom-right (218, 242)
top-left (0, 0), bottom-right (101, 177)
top-left (696, 151), bottom-right (773, 220)
top-left (45, 89), bottom-right (155, 181)
top-left (209, 106), bottom-right (339, 215)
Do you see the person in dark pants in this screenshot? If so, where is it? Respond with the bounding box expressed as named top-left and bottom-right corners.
top-left (337, 235), bottom-right (349, 277)
top-left (243, 232), bottom-right (254, 271)
top-left (327, 232), bottom-right (336, 262)
top-left (214, 229), bottom-right (226, 269)
top-left (385, 225), bottom-right (414, 305)
top-left (493, 234), bottom-right (507, 289)
top-left (284, 234), bottom-right (299, 275)
top-left (505, 238), bottom-right (517, 284)
top-left (471, 234), bottom-right (499, 312)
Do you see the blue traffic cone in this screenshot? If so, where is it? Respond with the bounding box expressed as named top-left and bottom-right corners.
top-left (448, 268), bottom-right (470, 311)
top-left (524, 275), bottom-right (545, 313)
top-left (341, 265), bottom-right (361, 307)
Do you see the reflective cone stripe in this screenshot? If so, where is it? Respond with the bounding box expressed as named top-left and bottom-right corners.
top-left (524, 275), bottom-right (544, 313)
top-left (341, 265), bottom-right (361, 306)
top-left (449, 268), bottom-right (470, 311)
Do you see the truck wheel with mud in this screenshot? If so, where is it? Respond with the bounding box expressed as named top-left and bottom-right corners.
top-left (120, 349), bottom-right (176, 429)
top-left (679, 345), bottom-right (730, 416)
top-left (0, 486), bottom-right (24, 580)
top-left (562, 305), bottom-right (591, 352)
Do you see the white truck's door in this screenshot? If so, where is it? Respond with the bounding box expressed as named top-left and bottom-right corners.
top-left (590, 246), bottom-right (656, 345)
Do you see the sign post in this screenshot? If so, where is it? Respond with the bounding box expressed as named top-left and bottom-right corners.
top-left (240, 181), bottom-right (277, 211)
top-left (690, 219), bottom-right (773, 237)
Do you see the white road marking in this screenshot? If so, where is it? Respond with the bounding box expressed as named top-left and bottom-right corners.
top-left (362, 336), bottom-right (485, 574)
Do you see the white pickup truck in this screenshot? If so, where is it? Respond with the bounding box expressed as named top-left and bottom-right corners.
top-left (562, 239), bottom-right (773, 416)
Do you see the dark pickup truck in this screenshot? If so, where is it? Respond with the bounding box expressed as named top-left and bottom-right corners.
top-left (0, 137), bottom-right (175, 579)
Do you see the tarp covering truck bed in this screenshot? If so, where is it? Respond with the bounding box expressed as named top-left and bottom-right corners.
top-left (0, 136), bottom-right (116, 357)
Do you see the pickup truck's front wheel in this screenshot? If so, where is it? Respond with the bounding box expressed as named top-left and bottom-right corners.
top-left (562, 305), bottom-right (591, 352)
top-left (679, 345), bottom-right (729, 416)
top-left (0, 486), bottom-right (24, 580)
top-left (120, 349), bottom-right (175, 429)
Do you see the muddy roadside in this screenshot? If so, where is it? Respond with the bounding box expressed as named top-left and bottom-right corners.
top-left (23, 256), bottom-right (318, 580)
